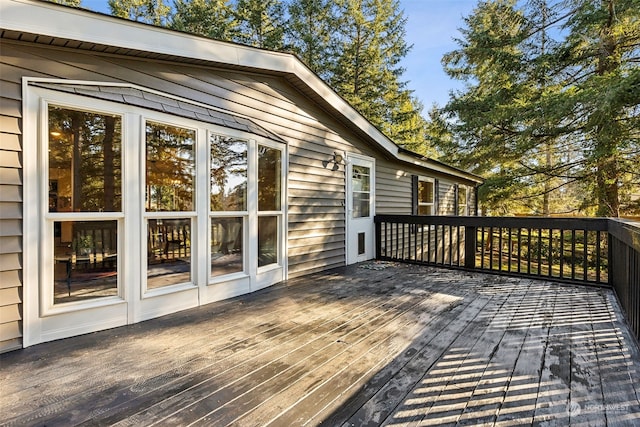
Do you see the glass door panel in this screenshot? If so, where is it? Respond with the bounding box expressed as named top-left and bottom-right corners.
top-left (352, 165), bottom-right (371, 218)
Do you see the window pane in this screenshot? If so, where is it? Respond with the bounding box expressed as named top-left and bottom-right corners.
top-left (458, 187), bottom-right (467, 215)
top-left (352, 166), bottom-right (370, 192)
top-left (48, 106), bottom-right (122, 212)
top-left (53, 220), bottom-right (118, 304)
top-left (418, 180), bottom-right (433, 204)
top-left (258, 145), bottom-right (281, 211)
top-left (418, 205), bottom-right (432, 215)
top-left (147, 219), bottom-right (191, 289)
top-left (352, 165), bottom-right (371, 218)
top-left (146, 122), bottom-right (195, 212)
top-left (211, 217), bottom-right (243, 277)
top-left (352, 192), bottom-right (371, 218)
top-left (211, 135), bottom-right (247, 211)
top-left (258, 216), bottom-right (278, 267)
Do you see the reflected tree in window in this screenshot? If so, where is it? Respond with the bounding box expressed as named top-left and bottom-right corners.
top-left (210, 135), bottom-right (247, 211)
top-left (146, 122), bottom-right (195, 211)
top-left (258, 145), bottom-right (281, 211)
top-left (48, 106), bottom-right (122, 212)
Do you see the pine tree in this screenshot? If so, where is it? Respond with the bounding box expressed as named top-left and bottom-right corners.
top-left (558, 0), bottom-right (640, 216)
top-left (108, 0), bottom-right (171, 26)
top-left (233, 0), bottom-right (286, 50)
top-left (330, 0), bottom-right (425, 145)
top-left (286, 0), bottom-right (338, 80)
top-left (171, 0), bottom-right (237, 41)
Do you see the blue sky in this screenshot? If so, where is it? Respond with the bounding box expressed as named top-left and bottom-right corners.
top-left (80, 0), bottom-right (476, 109)
top-left (401, 0), bottom-right (477, 108)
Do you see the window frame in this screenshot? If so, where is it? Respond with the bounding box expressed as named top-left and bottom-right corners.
top-left (417, 176), bottom-right (436, 216)
top-left (457, 185), bottom-right (469, 216)
top-left (39, 97), bottom-right (128, 316)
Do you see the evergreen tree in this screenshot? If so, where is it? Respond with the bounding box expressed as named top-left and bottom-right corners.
top-left (558, 0), bottom-right (640, 216)
top-left (330, 0), bottom-right (427, 148)
top-left (233, 0), bottom-right (286, 49)
top-left (171, 0), bottom-right (237, 40)
top-left (286, 0), bottom-right (338, 80)
top-left (441, 0), bottom-right (639, 216)
top-left (108, 0), bottom-right (171, 26)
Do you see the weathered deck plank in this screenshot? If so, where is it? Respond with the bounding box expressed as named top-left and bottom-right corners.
top-left (1, 263), bottom-right (639, 427)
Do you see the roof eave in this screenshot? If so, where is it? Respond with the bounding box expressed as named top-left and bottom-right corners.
top-left (1, 0), bottom-right (480, 184)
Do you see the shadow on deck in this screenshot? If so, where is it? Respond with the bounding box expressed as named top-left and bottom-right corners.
top-left (1, 263), bottom-right (639, 426)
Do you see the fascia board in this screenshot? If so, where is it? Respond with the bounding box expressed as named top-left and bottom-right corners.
top-left (397, 151), bottom-right (484, 184)
top-left (0, 0), bottom-right (293, 72)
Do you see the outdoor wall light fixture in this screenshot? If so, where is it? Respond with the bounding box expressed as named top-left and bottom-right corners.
top-left (322, 151), bottom-right (344, 171)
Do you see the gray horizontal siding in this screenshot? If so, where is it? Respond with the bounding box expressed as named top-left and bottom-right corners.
top-left (0, 61), bottom-right (23, 353)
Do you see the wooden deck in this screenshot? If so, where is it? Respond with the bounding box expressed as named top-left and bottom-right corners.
top-left (1, 263), bottom-right (639, 426)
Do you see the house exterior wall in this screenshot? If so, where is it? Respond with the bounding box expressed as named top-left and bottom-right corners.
top-left (0, 39), bottom-right (479, 352)
top-left (0, 65), bottom-right (23, 353)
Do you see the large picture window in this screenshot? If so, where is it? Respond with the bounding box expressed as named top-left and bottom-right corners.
top-left (30, 84), bottom-right (286, 344)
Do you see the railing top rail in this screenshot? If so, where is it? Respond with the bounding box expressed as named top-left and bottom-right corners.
top-left (375, 215), bottom-right (610, 231)
top-left (608, 219), bottom-right (640, 253)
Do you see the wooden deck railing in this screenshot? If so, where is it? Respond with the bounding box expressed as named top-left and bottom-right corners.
top-left (374, 215), bottom-right (640, 340)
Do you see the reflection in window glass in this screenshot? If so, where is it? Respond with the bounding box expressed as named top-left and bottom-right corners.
top-left (258, 216), bottom-right (278, 267)
top-left (146, 122), bottom-right (195, 212)
top-left (258, 145), bottom-right (281, 211)
top-left (352, 165), bottom-right (371, 218)
top-left (211, 135), bottom-right (247, 211)
top-left (458, 186), bottom-right (468, 215)
top-left (48, 106), bottom-right (122, 213)
top-left (211, 217), bottom-right (243, 277)
top-left (418, 180), bottom-right (434, 215)
top-left (53, 220), bottom-right (118, 304)
top-left (147, 218), bottom-right (191, 289)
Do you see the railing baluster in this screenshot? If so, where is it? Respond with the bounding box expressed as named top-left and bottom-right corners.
top-left (596, 230), bottom-right (602, 284)
top-left (517, 228), bottom-right (522, 273)
top-left (434, 225), bottom-right (439, 265)
top-left (537, 228), bottom-right (542, 275)
top-left (548, 228), bottom-right (553, 277)
top-left (560, 229), bottom-right (564, 278)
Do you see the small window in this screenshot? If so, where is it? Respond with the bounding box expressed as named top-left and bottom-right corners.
top-left (418, 178), bottom-right (435, 215)
top-left (458, 186), bottom-right (468, 216)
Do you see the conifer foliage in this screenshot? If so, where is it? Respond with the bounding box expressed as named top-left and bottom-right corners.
top-left (441, 0), bottom-right (640, 216)
top-left (98, 0), bottom-right (431, 156)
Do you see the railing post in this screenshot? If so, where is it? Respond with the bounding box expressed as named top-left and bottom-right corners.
top-left (375, 218), bottom-right (382, 259)
top-left (464, 225), bottom-right (476, 269)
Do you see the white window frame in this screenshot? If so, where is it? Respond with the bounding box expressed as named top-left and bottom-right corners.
top-left (418, 176), bottom-right (436, 216)
top-left (37, 96), bottom-right (129, 316)
top-left (458, 185), bottom-right (469, 216)
top-left (140, 113), bottom-right (200, 297)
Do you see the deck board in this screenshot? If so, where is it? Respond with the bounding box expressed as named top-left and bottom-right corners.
top-left (1, 263), bottom-right (639, 426)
